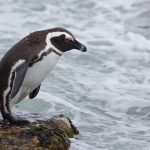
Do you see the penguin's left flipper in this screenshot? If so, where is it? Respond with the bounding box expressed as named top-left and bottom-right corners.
top-left (10, 61), bottom-right (30, 99)
top-left (2, 60), bottom-right (30, 125)
top-left (29, 85), bottom-right (41, 99)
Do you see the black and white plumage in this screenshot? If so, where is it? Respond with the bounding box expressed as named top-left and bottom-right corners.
top-left (0, 27), bottom-right (87, 125)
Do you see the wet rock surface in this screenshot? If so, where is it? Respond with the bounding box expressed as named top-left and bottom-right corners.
top-left (0, 115), bottom-right (79, 150)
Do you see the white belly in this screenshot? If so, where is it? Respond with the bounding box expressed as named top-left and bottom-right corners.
top-left (11, 52), bottom-right (60, 105)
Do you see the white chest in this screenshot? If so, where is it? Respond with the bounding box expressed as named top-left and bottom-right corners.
top-left (11, 52), bottom-right (61, 105)
top-left (23, 52), bottom-right (60, 88)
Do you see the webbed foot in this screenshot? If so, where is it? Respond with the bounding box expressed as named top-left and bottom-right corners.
top-left (2, 113), bottom-right (29, 125)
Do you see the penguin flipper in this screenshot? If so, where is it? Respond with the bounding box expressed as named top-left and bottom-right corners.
top-left (11, 61), bottom-right (30, 99)
top-left (29, 84), bottom-right (41, 99)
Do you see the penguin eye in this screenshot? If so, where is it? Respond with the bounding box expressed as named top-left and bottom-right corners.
top-left (65, 38), bottom-right (70, 42)
top-left (65, 37), bottom-right (73, 43)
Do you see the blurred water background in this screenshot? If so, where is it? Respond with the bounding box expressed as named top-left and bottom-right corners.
top-left (0, 0), bottom-right (150, 149)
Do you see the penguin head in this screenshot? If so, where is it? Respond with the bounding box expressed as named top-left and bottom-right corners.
top-left (46, 28), bottom-right (87, 53)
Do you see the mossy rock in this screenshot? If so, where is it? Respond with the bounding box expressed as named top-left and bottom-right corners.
top-left (0, 115), bottom-right (79, 150)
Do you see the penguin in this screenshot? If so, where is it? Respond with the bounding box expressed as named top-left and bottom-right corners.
top-left (0, 27), bottom-right (87, 125)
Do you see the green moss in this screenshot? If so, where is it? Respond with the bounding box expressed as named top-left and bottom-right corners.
top-left (25, 125), bottom-right (70, 149)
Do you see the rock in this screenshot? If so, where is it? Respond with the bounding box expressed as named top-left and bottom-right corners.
top-left (0, 115), bottom-right (79, 150)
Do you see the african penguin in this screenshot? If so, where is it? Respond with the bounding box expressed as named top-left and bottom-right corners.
top-left (0, 27), bottom-right (87, 125)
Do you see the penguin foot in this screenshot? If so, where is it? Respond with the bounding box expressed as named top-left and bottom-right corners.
top-left (3, 113), bottom-right (30, 125)
top-left (9, 118), bottom-right (30, 125)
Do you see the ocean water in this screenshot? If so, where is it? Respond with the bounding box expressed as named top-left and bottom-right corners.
top-left (0, 0), bottom-right (150, 149)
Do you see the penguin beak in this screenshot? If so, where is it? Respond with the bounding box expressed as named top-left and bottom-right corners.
top-left (73, 40), bottom-right (87, 52)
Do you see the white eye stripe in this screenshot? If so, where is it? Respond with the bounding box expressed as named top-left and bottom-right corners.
top-left (47, 31), bottom-right (72, 40)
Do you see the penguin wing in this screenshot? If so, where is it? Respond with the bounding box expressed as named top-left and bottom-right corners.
top-left (11, 61), bottom-right (30, 99)
top-left (29, 84), bottom-right (41, 99)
